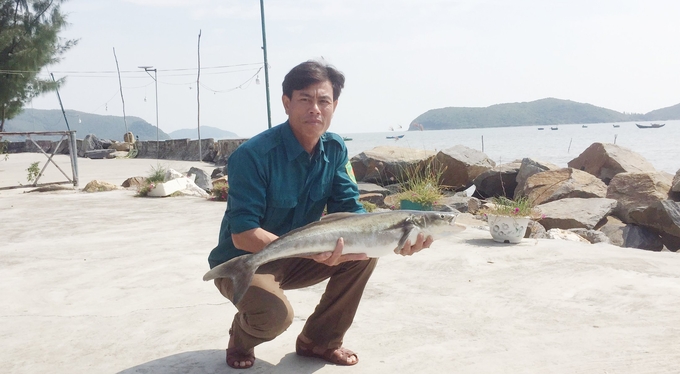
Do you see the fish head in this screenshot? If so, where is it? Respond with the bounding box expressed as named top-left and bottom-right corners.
top-left (410, 211), bottom-right (465, 236)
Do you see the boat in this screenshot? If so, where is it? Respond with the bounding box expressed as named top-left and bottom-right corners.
top-left (636, 123), bottom-right (665, 129)
top-left (342, 136), bottom-right (353, 141)
top-left (550, 127), bottom-right (558, 130)
top-left (386, 134), bottom-right (405, 139)
top-left (612, 124), bottom-right (620, 128)
top-left (582, 125), bottom-right (588, 128)
top-left (537, 127), bottom-right (544, 130)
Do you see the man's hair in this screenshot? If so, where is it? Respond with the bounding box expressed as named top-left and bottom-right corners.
top-left (282, 60), bottom-right (345, 101)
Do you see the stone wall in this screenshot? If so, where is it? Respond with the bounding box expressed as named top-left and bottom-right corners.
top-left (2, 137), bottom-right (248, 164)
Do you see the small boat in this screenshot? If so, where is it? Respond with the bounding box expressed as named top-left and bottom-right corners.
top-left (612, 124), bottom-right (620, 128)
top-left (342, 136), bottom-right (353, 141)
top-left (582, 125), bottom-right (588, 128)
top-left (550, 127), bottom-right (558, 130)
top-left (636, 123), bottom-right (665, 129)
top-left (537, 127), bottom-right (544, 130)
top-left (386, 134), bottom-right (405, 139)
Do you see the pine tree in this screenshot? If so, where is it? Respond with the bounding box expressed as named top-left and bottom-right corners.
top-left (0, 0), bottom-right (77, 132)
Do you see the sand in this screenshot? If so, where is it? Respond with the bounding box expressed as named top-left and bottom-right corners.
top-left (1, 153), bottom-right (680, 374)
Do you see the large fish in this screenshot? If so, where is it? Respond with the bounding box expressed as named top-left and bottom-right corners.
top-left (203, 210), bottom-right (464, 304)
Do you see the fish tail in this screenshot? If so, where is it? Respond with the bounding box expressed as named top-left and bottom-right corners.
top-left (202, 255), bottom-right (256, 305)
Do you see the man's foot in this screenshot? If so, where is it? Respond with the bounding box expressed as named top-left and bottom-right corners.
top-left (295, 334), bottom-right (358, 366)
top-left (226, 328), bottom-right (255, 369)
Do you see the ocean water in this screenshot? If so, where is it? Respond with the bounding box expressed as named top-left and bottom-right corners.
top-left (342, 120), bottom-right (680, 174)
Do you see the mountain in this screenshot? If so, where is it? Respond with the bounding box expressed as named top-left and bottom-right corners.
top-left (169, 126), bottom-right (240, 140)
top-left (3, 109), bottom-right (171, 141)
top-left (410, 98), bottom-right (679, 130)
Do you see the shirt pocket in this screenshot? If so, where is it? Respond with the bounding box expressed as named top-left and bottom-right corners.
top-left (310, 181), bottom-right (331, 202)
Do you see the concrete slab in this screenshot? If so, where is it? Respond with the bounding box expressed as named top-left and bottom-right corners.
top-left (2, 153), bottom-right (680, 373)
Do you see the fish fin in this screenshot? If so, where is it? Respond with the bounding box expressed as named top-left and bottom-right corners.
top-left (202, 255), bottom-right (256, 305)
top-left (320, 212), bottom-right (357, 221)
top-left (394, 225), bottom-right (416, 254)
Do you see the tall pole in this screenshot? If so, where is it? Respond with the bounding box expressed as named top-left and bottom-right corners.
top-left (197, 29), bottom-right (202, 162)
top-left (259, 0), bottom-right (272, 129)
top-left (139, 66), bottom-right (159, 159)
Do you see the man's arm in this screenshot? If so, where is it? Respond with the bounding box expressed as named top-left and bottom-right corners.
top-left (231, 227), bottom-right (279, 254)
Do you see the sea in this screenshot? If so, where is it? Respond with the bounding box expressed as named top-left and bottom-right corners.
top-left (341, 120), bottom-right (680, 175)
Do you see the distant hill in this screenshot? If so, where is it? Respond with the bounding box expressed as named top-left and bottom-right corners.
top-left (3, 109), bottom-right (171, 141)
top-left (410, 98), bottom-right (679, 130)
top-left (169, 126), bottom-right (240, 140)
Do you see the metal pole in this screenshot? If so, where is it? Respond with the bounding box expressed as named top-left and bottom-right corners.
top-left (197, 29), bottom-right (202, 161)
top-left (259, 0), bottom-right (272, 129)
top-left (50, 73), bottom-right (71, 132)
top-left (154, 68), bottom-right (159, 159)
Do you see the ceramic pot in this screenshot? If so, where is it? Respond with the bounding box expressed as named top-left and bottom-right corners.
top-left (400, 199), bottom-right (432, 211)
top-left (487, 214), bottom-right (530, 243)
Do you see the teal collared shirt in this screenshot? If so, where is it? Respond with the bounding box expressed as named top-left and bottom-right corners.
top-left (208, 121), bottom-right (364, 268)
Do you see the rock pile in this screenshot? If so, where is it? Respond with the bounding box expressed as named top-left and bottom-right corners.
top-left (350, 143), bottom-right (680, 251)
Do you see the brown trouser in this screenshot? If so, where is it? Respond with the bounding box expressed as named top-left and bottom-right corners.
top-left (214, 257), bottom-right (378, 352)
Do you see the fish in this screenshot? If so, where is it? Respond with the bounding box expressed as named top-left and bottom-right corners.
top-left (203, 210), bottom-right (465, 304)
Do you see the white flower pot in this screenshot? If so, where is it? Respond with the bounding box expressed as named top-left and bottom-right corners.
top-left (487, 215), bottom-right (531, 243)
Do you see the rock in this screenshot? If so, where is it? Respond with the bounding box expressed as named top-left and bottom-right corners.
top-left (147, 176), bottom-right (209, 198)
top-left (568, 228), bottom-right (611, 244)
top-left (350, 146), bottom-right (436, 185)
top-left (598, 216), bottom-right (627, 246)
top-left (472, 161), bottom-right (522, 199)
top-left (621, 225), bottom-right (664, 251)
top-left (188, 167), bottom-right (211, 191)
top-left (545, 228), bottom-right (590, 243)
top-left (165, 168), bottom-right (185, 181)
top-left (567, 142), bottom-right (656, 184)
top-left (85, 149), bottom-right (115, 159)
top-left (522, 168), bottom-right (608, 205)
top-left (123, 132), bottom-right (135, 144)
top-left (467, 197), bottom-right (483, 214)
top-left (537, 197), bottom-right (617, 230)
top-left (628, 200), bottom-right (680, 239)
top-left (107, 151), bottom-right (129, 159)
top-left (122, 177), bottom-right (147, 188)
top-left (211, 167), bottom-right (225, 179)
top-left (79, 134), bottom-right (103, 157)
top-left (526, 220), bottom-right (548, 239)
top-left (82, 180), bottom-right (118, 192)
top-left (606, 172), bottom-right (673, 223)
top-left (358, 182), bottom-right (390, 197)
top-left (435, 145), bottom-right (495, 191)
top-left (359, 193), bottom-right (385, 207)
top-left (438, 193), bottom-right (472, 213)
top-left (109, 142), bottom-right (132, 152)
top-left (670, 169), bottom-right (680, 201)
top-left (514, 158), bottom-right (561, 199)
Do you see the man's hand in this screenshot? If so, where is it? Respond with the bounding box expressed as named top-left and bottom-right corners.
top-left (310, 237), bottom-right (368, 266)
top-left (398, 232), bottom-right (433, 256)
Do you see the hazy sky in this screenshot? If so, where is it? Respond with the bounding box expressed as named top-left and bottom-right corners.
top-left (29, 0), bottom-right (680, 138)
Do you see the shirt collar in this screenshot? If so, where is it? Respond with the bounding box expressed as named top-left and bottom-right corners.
top-left (282, 121), bottom-right (329, 163)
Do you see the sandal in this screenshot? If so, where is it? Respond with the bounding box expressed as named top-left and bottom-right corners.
top-left (226, 328), bottom-right (255, 369)
top-left (295, 336), bottom-right (359, 366)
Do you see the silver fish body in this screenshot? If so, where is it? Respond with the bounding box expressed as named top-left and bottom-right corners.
top-left (203, 210), bottom-right (464, 304)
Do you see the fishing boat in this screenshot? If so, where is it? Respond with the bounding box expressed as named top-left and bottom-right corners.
top-left (342, 136), bottom-right (353, 141)
top-left (537, 127), bottom-right (544, 130)
top-left (582, 125), bottom-right (588, 128)
top-left (612, 124), bottom-right (620, 128)
top-left (386, 134), bottom-right (405, 139)
top-left (550, 127), bottom-right (559, 130)
top-left (636, 123), bottom-right (665, 129)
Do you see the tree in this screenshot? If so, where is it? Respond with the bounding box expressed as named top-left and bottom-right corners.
top-left (0, 0), bottom-right (76, 132)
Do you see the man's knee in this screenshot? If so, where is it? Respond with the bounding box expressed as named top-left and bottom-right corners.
top-left (238, 290), bottom-right (294, 340)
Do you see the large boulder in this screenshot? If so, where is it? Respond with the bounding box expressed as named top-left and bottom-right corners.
top-left (606, 172), bottom-right (673, 223)
top-left (188, 167), bottom-right (212, 192)
top-left (514, 158), bottom-right (561, 199)
top-left (628, 200), bottom-right (680, 250)
top-left (597, 216), bottom-right (627, 246)
top-left (78, 134), bottom-right (103, 157)
top-left (350, 146), bottom-right (436, 185)
top-left (521, 168), bottom-right (607, 205)
top-left (472, 161), bottom-right (522, 199)
top-left (567, 142), bottom-right (656, 184)
top-left (621, 225), bottom-right (665, 251)
top-left (671, 169), bottom-right (680, 201)
top-left (434, 145), bottom-right (495, 191)
top-left (537, 197), bottom-right (617, 230)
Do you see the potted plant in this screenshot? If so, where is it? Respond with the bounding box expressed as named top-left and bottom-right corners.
top-left (394, 159), bottom-right (445, 211)
top-left (479, 196), bottom-right (542, 243)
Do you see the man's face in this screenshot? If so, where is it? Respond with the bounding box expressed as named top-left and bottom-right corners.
top-left (282, 80), bottom-right (337, 148)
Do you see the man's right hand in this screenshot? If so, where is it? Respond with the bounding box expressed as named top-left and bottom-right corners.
top-left (310, 237), bottom-right (368, 266)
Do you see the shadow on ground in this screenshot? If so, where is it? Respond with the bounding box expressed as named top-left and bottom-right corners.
top-left (117, 350), bottom-right (328, 374)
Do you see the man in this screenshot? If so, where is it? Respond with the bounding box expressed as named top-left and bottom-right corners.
top-left (207, 60), bottom-right (433, 369)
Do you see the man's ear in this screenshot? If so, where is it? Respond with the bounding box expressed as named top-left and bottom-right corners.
top-left (282, 95), bottom-right (290, 115)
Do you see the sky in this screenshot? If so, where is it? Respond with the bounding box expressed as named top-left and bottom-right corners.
top-left (28, 0), bottom-right (680, 138)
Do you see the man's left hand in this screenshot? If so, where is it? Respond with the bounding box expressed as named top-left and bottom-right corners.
top-left (398, 232), bottom-right (433, 256)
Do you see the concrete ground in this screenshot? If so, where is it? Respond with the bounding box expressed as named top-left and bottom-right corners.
top-left (2, 153), bottom-right (680, 374)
